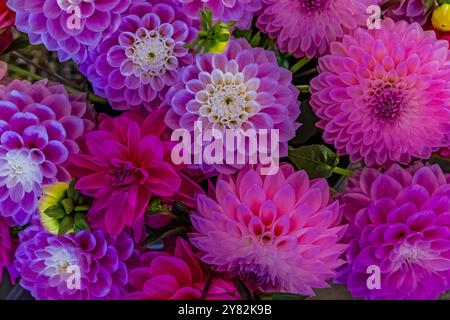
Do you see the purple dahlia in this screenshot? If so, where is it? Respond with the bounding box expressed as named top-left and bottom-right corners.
top-left (14, 226), bottom-right (134, 300)
top-left (178, 0), bottom-right (262, 30)
top-left (338, 163), bottom-right (450, 300)
top-left (0, 218), bottom-right (13, 281)
top-left (311, 18), bottom-right (450, 167)
top-left (257, 0), bottom-right (375, 58)
top-left (79, 0), bottom-right (198, 111)
top-left (0, 80), bottom-right (94, 226)
top-left (381, 0), bottom-right (433, 25)
top-left (7, 0), bottom-right (131, 63)
top-left (190, 164), bottom-right (348, 295)
top-left (165, 38), bottom-right (300, 174)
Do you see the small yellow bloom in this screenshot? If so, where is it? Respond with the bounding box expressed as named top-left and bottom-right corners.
top-left (38, 182), bottom-right (69, 235)
top-left (210, 28), bottom-right (230, 54)
top-left (432, 4), bottom-right (450, 32)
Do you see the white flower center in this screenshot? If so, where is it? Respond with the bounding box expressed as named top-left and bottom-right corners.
top-left (44, 247), bottom-right (80, 277)
top-left (198, 70), bottom-right (261, 129)
top-left (0, 150), bottom-right (42, 191)
top-left (125, 27), bottom-right (177, 79)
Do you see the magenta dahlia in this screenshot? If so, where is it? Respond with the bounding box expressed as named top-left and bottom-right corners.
top-left (165, 38), bottom-right (300, 174)
top-left (14, 226), bottom-right (134, 300)
top-left (0, 80), bottom-right (94, 226)
top-left (7, 0), bottom-right (131, 63)
top-left (69, 108), bottom-right (181, 237)
top-left (190, 164), bottom-right (347, 296)
top-left (127, 238), bottom-right (239, 300)
top-left (79, 0), bottom-right (198, 111)
top-left (0, 218), bottom-right (13, 282)
top-left (178, 0), bottom-right (262, 30)
top-left (339, 163), bottom-right (450, 300)
top-left (256, 0), bottom-right (375, 58)
top-left (311, 18), bottom-right (450, 167)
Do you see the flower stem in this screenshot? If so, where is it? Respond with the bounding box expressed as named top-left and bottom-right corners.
top-left (290, 57), bottom-right (310, 73)
top-left (332, 167), bottom-right (353, 177)
top-left (296, 84), bottom-right (310, 93)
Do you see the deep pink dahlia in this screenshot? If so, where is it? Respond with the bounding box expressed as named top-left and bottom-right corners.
top-left (381, 0), bottom-right (433, 25)
top-left (338, 163), bottom-right (450, 300)
top-left (127, 238), bottom-right (239, 300)
top-left (8, 0), bottom-right (131, 63)
top-left (311, 19), bottom-right (450, 167)
top-left (190, 164), bottom-right (347, 295)
top-left (0, 218), bottom-right (13, 282)
top-left (257, 0), bottom-right (375, 58)
top-left (178, 0), bottom-right (262, 30)
top-left (0, 80), bottom-right (94, 226)
top-left (79, 0), bottom-right (198, 111)
top-left (69, 108), bottom-right (182, 237)
top-left (14, 226), bottom-right (134, 300)
top-left (165, 38), bottom-right (300, 174)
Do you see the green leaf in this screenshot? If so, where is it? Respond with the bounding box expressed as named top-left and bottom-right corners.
top-left (44, 205), bottom-right (66, 219)
top-left (67, 179), bottom-right (80, 203)
top-left (61, 198), bottom-right (74, 215)
top-left (58, 216), bottom-right (74, 236)
top-left (74, 212), bottom-right (90, 232)
top-left (288, 145), bottom-right (339, 179)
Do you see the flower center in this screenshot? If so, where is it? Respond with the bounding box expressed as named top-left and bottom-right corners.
top-left (197, 70), bottom-right (260, 129)
top-left (44, 247), bottom-right (80, 277)
top-left (0, 149), bottom-right (42, 188)
top-left (298, 0), bottom-right (332, 13)
top-left (124, 27), bottom-right (177, 79)
top-left (369, 86), bottom-right (404, 120)
top-left (110, 160), bottom-right (148, 188)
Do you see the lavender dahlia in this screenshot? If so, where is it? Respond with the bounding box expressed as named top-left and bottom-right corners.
top-left (311, 19), bottom-right (450, 167)
top-left (80, 0), bottom-right (198, 111)
top-left (339, 163), bottom-right (450, 300)
top-left (190, 164), bottom-right (347, 295)
top-left (257, 0), bottom-right (375, 58)
top-left (381, 0), bottom-right (433, 25)
top-left (166, 38), bottom-right (300, 174)
top-left (177, 0), bottom-right (262, 30)
top-left (7, 0), bottom-right (131, 63)
top-left (14, 226), bottom-right (134, 300)
top-left (0, 80), bottom-right (94, 226)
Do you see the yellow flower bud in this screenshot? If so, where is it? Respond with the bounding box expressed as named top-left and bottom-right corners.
top-left (432, 4), bottom-right (450, 32)
top-left (210, 28), bottom-right (230, 54)
top-left (38, 182), bottom-right (70, 235)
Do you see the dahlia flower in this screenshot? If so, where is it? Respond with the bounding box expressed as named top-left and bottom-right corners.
top-left (382, 0), bottom-right (433, 25)
top-left (7, 0), bottom-right (131, 63)
top-left (190, 164), bottom-right (348, 295)
top-left (256, 0), bottom-right (375, 58)
top-left (79, 0), bottom-right (198, 111)
top-left (0, 218), bottom-right (13, 282)
top-left (339, 163), bottom-right (450, 300)
top-left (0, 0), bottom-right (14, 30)
top-left (178, 0), bottom-right (262, 30)
top-left (127, 238), bottom-right (239, 300)
top-left (165, 38), bottom-right (300, 174)
top-left (69, 108), bottom-right (181, 237)
top-left (0, 80), bottom-right (94, 226)
top-left (14, 226), bottom-right (134, 300)
top-left (310, 19), bottom-right (450, 167)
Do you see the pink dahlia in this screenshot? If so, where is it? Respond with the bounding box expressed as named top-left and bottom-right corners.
top-left (0, 80), bottom-right (94, 226)
top-left (69, 108), bottom-right (182, 237)
top-left (0, 218), bottom-right (13, 282)
top-left (178, 0), bottom-right (262, 30)
top-left (311, 19), bottom-right (450, 167)
top-left (339, 163), bottom-right (450, 300)
top-left (79, 0), bottom-right (198, 111)
top-left (7, 0), bottom-right (131, 63)
top-left (166, 38), bottom-right (300, 174)
top-left (14, 226), bottom-right (134, 300)
top-left (190, 164), bottom-right (347, 295)
top-left (127, 238), bottom-right (239, 300)
top-left (381, 0), bottom-right (433, 25)
top-left (256, 0), bottom-right (375, 58)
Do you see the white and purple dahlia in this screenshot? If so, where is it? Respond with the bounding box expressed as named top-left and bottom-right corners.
top-left (80, 0), bottom-right (198, 111)
top-left (0, 80), bottom-right (94, 226)
top-left (8, 0), bottom-right (132, 63)
top-left (14, 226), bottom-right (135, 300)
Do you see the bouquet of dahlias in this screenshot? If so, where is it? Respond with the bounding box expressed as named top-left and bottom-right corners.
top-left (0, 0), bottom-right (449, 302)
